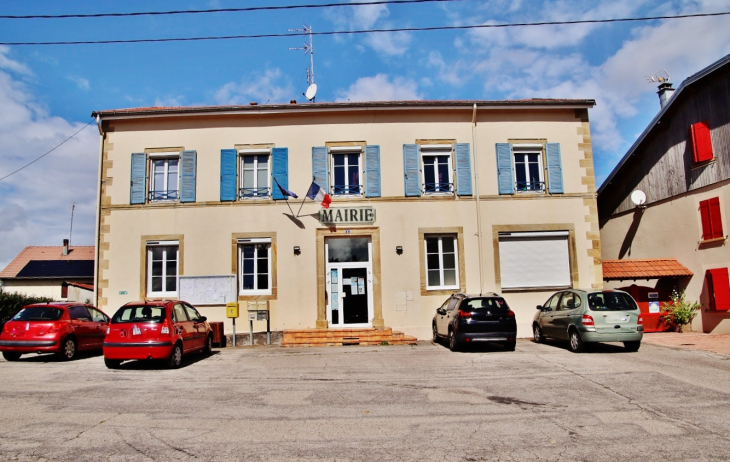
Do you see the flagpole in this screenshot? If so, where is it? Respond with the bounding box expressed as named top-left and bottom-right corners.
top-left (272, 177), bottom-right (297, 216)
top-left (296, 181), bottom-right (314, 218)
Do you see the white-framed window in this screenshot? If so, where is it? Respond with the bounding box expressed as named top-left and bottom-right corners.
top-left (421, 145), bottom-right (453, 194)
top-left (147, 240), bottom-right (179, 297)
top-left (330, 146), bottom-right (363, 196)
top-left (513, 144), bottom-right (544, 192)
top-left (149, 153), bottom-right (180, 201)
top-left (239, 149), bottom-right (271, 199)
top-left (498, 231), bottom-right (570, 290)
top-left (238, 238), bottom-right (272, 295)
top-left (425, 234), bottom-right (459, 290)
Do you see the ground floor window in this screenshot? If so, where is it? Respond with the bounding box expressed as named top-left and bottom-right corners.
top-left (425, 234), bottom-right (459, 290)
top-left (238, 238), bottom-right (271, 295)
top-left (498, 231), bottom-right (570, 290)
top-left (706, 268), bottom-right (730, 311)
top-left (147, 241), bottom-right (179, 297)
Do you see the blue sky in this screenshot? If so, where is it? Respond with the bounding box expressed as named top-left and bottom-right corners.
top-left (1, 0), bottom-right (729, 268)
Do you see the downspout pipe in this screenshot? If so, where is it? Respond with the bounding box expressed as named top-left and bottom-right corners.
top-left (471, 104), bottom-right (485, 296)
top-left (93, 114), bottom-right (104, 307)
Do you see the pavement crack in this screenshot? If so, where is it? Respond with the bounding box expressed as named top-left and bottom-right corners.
top-left (68, 413), bottom-right (120, 442)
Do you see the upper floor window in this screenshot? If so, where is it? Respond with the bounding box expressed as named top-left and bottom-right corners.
top-left (512, 145), bottom-right (544, 192)
top-left (239, 149), bottom-right (270, 199)
top-left (149, 154), bottom-right (179, 201)
top-left (421, 145), bottom-right (453, 194)
top-left (331, 148), bottom-right (362, 196)
top-left (130, 150), bottom-right (197, 205)
top-left (690, 121), bottom-right (714, 164)
top-left (699, 197), bottom-right (724, 241)
top-left (496, 143), bottom-right (563, 195)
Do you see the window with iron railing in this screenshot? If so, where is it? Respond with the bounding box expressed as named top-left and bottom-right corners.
top-left (240, 154), bottom-right (270, 199)
top-left (332, 153), bottom-right (362, 196)
top-left (422, 152), bottom-right (453, 194)
top-left (149, 157), bottom-right (179, 202)
top-left (513, 149), bottom-right (544, 193)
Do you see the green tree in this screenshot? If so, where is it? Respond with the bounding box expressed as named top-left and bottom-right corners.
top-left (660, 290), bottom-right (700, 332)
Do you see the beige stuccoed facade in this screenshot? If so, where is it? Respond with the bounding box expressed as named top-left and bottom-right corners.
top-left (93, 100), bottom-right (600, 340)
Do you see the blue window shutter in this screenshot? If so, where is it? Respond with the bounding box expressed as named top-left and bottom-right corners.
top-left (271, 147), bottom-right (289, 200)
top-left (364, 145), bottom-right (381, 198)
top-left (546, 143), bottom-right (564, 194)
top-left (180, 150), bottom-right (197, 203)
top-left (220, 149), bottom-right (237, 201)
top-left (130, 152), bottom-right (146, 204)
top-left (495, 143), bottom-right (514, 195)
top-left (454, 143), bottom-right (472, 196)
top-left (403, 144), bottom-right (420, 197)
top-left (312, 146), bottom-right (329, 194)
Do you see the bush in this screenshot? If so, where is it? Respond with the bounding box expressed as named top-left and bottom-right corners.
top-left (0, 288), bottom-right (55, 327)
top-left (660, 290), bottom-right (700, 332)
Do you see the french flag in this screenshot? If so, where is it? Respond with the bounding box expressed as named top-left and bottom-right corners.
top-left (306, 182), bottom-right (332, 209)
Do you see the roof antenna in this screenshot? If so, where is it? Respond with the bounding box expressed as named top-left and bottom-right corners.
top-left (289, 24), bottom-right (317, 102)
top-left (69, 203), bottom-right (75, 248)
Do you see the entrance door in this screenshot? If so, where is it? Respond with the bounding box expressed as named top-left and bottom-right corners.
top-left (326, 237), bottom-right (373, 328)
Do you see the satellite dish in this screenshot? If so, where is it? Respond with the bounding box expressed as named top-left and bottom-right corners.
top-left (631, 190), bottom-right (647, 206)
top-left (305, 83), bottom-right (317, 101)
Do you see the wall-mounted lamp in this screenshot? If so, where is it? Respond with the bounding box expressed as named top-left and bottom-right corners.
top-left (396, 246), bottom-right (403, 255)
top-left (293, 246), bottom-right (301, 256)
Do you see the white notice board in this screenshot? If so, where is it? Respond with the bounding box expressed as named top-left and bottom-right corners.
top-left (178, 275), bottom-right (237, 306)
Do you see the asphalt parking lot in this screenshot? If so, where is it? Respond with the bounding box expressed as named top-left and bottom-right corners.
top-left (1, 339), bottom-right (730, 462)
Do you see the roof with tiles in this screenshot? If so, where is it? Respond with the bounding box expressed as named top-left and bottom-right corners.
top-left (602, 259), bottom-right (693, 280)
top-left (0, 246), bottom-right (94, 279)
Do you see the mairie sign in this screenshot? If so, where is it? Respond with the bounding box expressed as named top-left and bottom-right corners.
top-left (319, 206), bottom-right (376, 225)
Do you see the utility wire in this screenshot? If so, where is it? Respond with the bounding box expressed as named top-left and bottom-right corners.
top-left (0, 120), bottom-right (93, 182)
top-left (2, 11), bottom-right (727, 46)
top-left (0, 0), bottom-right (462, 19)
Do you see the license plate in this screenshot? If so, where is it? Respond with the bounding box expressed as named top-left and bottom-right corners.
top-left (606, 315), bottom-right (629, 323)
top-left (132, 325), bottom-right (141, 335)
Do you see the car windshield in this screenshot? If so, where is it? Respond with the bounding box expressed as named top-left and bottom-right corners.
top-left (462, 297), bottom-right (509, 313)
top-left (112, 305), bottom-right (166, 323)
top-left (588, 292), bottom-right (637, 312)
top-left (12, 306), bottom-right (64, 321)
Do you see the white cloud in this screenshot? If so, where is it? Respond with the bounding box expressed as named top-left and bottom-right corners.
top-left (324, 2), bottom-right (411, 56)
top-left (67, 76), bottom-right (90, 91)
top-left (336, 74), bottom-right (421, 102)
top-left (0, 48), bottom-right (98, 269)
top-left (363, 31), bottom-right (412, 56)
top-left (154, 95), bottom-right (185, 107)
top-left (214, 69), bottom-right (294, 105)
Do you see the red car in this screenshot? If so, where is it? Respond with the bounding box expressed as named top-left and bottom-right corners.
top-left (0, 302), bottom-right (110, 361)
top-left (103, 300), bottom-right (213, 369)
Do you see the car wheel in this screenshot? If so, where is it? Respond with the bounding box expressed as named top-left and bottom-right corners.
top-left (624, 341), bottom-right (641, 352)
top-left (104, 358), bottom-right (122, 369)
top-left (56, 337), bottom-right (77, 361)
top-left (448, 329), bottom-right (460, 352)
top-left (202, 335), bottom-right (213, 355)
top-left (2, 352), bottom-right (21, 361)
top-left (166, 343), bottom-right (183, 369)
top-left (504, 341), bottom-right (516, 351)
top-left (568, 329), bottom-right (584, 353)
top-left (533, 324), bottom-right (545, 343)
top-left (432, 323), bottom-right (439, 343)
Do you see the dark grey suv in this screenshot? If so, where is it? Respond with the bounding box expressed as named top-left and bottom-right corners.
top-left (432, 293), bottom-right (517, 352)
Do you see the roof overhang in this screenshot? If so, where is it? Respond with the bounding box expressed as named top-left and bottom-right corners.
top-left (92, 99), bottom-right (596, 121)
top-left (602, 259), bottom-right (693, 281)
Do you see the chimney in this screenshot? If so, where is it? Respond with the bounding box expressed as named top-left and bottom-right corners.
top-left (63, 239), bottom-right (69, 256)
top-left (657, 82), bottom-right (675, 109)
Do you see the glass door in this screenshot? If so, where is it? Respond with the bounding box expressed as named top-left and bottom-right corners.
top-left (326, 237), bottom-right (373, 328)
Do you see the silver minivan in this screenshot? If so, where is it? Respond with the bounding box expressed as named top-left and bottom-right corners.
top-left (532, 289), bottom-right (644, 353)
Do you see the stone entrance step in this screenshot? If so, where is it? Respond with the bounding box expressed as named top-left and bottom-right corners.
top-left (282, 327), bottom-right (417, 347)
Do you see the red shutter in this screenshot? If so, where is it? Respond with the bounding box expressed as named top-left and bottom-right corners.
top-left (690, 121), bottom-right (714, 163)
top-left (699, 199), bottom-right (712, 240)
top-left (708, 197), bottom-right (724, 239)
top-left (708, 268), bottom-right (730, 311)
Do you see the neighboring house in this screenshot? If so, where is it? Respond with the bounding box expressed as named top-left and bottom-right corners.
top-left (92, 98), bottom-right (599, 340)
top-left (598, 53), bottom-right (730, 334)
top-left (0, 240), bottom-right (95, 301)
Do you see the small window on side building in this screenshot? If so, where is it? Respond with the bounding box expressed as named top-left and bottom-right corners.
top-left (690, 121), bottom-right (714, 164)
top-left (699, 197), bottom-right (724, 241)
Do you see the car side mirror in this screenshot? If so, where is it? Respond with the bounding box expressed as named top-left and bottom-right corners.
top-left (200, 316), bottom-right (207, 322)
top-left (536, 305), bottom-right (543, 310)
top-left (436, 308), bottom-right (446, 315)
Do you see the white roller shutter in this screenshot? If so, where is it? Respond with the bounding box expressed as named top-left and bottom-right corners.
top-left (498, 231), bottom-right (571, 289)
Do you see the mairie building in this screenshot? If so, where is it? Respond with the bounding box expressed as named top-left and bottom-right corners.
top-left (91, 99), bottom-right (601, 342)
